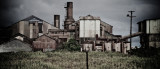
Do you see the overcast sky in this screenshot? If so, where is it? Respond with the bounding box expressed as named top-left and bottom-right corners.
top-left (0, 0), bottom-right (160, 47)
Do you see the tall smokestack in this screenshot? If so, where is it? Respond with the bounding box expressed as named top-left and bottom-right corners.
top-left (64, 2), bottom-right (75, 30)
top-left (54, 15), bottom-right (60, 28)
top-left (66, 2), bottom-right (73, 19)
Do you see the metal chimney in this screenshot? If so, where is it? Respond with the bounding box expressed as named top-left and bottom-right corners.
top-left (66, 2), bottom-right (73, 19)
top-left (64, 2), bottom-right (75, 30)
top-left (54, 15), bottom-right (60, 28)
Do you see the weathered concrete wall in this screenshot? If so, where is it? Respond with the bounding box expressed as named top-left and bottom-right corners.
top-left (48, 29), bottom-right (74, 43)
top-left (82, 44), bottom-right (93, 51)
top-left (42, 21), bottom-right (48, 34)
top-left (105, 43), bottom-right (112, 51)
top-left (24, 21), bottom-right (30, 38)
top-left (95, 46), bottom-right (102, 51)
top-left (100, 21), bottom-right (113, 35)
top-left (115, 43), bottom-right (121, 52)
top-left (43, 21), bottom-right (58, 34)
top-left (19, 21), bottom-right (24, 34)
top-left (30, 23), bottom-right (33, 38)
top-left (123, 43), bottom-right (130, 54)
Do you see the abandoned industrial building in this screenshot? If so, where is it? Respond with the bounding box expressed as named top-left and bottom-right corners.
top-left (0, 2), bottom-right (160, 53)
top-left (138, 19), bottom-right (160, 48)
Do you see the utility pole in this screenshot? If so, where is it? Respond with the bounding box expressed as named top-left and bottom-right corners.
top-left (127, 11), bottom-right (136, 50)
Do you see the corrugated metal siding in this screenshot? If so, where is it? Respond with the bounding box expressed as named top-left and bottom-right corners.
top-left (147, 19), bottom-right (160, 34)
top-left (80, 20), bottom-right (100, 38)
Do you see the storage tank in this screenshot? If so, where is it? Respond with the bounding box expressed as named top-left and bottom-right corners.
top-left (79, 15), bottom-right (101, 38)
top-left (137, 19), bottom-right (160, 48)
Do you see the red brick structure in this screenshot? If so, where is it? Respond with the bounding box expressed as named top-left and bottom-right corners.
top-left (33, 35), bottom-right (57, 52)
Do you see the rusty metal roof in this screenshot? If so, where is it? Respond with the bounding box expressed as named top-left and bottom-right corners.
top-left (34, 34), bottom-right (58, 42)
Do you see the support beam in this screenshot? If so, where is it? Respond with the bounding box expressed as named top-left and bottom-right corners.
top-left (121, 32), bottom-right (143, 40)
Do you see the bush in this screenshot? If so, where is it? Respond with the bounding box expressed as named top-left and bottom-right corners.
top-left (61, 39), bottom-right (81, 51)
top-left (129, 47), bottom-right (160, 57)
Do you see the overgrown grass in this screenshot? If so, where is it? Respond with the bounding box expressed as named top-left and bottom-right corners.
top-left (0, 51), bottom-right (160, 69)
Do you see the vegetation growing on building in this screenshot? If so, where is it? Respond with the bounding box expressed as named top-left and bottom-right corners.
top-left (60, 39), bottom-right (81, 51)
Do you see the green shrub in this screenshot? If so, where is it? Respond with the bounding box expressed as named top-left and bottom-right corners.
top-left (61, 39), bottom-right (81, 51)
top-left (129, 47), bottom-right (160, 57)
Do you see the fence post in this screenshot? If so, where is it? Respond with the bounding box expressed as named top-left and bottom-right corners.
top-left (86, 51), bottom-right (89, 69)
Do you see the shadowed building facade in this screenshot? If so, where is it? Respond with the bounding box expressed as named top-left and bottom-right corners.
top-left (8, 15), bottom-right (58, 40)
top-left (138, 19), bottom-right (160, 48)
